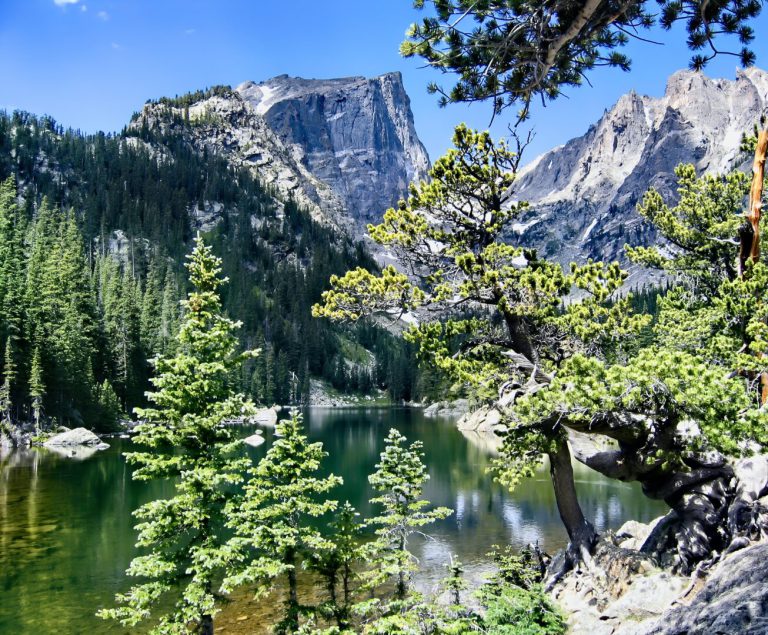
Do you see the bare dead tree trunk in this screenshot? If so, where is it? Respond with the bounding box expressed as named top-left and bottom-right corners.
top-left (738, 128), bottom-right (768, 403)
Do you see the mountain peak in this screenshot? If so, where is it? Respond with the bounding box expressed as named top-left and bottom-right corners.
top-left (237, 71), bottom-right (430, 235)
top-left (513, 67), bottom-right (768, 285)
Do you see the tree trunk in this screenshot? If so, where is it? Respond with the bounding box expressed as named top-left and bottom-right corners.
top-left (287, 552), bottom-right (299, 631)
top-left (548, 440), bottom-right (596, 552)
top-left (565, 424), bottom-right (766, 574)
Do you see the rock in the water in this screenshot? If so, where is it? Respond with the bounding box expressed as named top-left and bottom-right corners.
top-left (44, 427), bottom-right (108, 449)
top-left (253, 407), bottom-right (278, 427)
top-left (243, 433), bottom-right (265, 448)
top-left (423, 399), bottom-right (470, 418)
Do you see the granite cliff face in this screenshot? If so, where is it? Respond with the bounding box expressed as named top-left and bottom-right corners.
top-left (238, 72), bottom-right (430, 233)
top-left (131, 73), bottom-right (430, 238)
top-left (513, 67), bottom-right (768, 283)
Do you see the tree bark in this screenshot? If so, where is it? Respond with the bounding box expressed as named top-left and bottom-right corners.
top-left (548, 439), bottom-right (596, 552)
top-left (286, 549), bottom-right (299, 632)
top-left (738, 128), bottom-right (768, 403)
top-left (200, 614), bottom-right (214, 635)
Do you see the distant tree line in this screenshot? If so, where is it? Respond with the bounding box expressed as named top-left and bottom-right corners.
top-left (0, 109), bottom-right (423, 430)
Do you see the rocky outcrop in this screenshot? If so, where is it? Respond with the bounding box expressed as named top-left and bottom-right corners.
top-left (423, 399), bottom-right (470, 418)
top-left (637, 542), bottom-right (768, 635)
top-left (253, 407), bottom-right (279, 428)
top-left (238, 73), bottom-right (430, 236)
top-left (551, 521), bottom-right (768, 635)
top-left (131, 73), bottom-right (430, 239)
top-left (131, 89), bottom-right (347, 228)
top-left (513, 67), bottom-right (768, 284)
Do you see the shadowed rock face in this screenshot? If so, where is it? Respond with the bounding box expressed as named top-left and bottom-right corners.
top-left (238, 73), bottom-right (431, 236)
top-left (513, 67), bottom-right (768, 285)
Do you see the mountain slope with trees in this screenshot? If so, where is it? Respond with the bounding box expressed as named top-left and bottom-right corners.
top-left (0, 104), bottom-right (421, 433)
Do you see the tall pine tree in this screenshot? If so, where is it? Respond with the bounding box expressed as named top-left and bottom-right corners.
top-left (98, 235), bottom-right (256, 634)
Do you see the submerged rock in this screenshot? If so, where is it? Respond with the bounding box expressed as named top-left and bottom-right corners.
top-left (44, 427), bottom-right (109, 450)
top-left (243, 433), bottom-right (265, 448)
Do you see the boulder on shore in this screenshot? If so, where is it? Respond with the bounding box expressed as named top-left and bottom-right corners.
top-left (636, 541), bottom-right (768, 635)
top-left (551, 519), bottom-right (768, 635)
top-left (423, 399), bottom-right (470, 418)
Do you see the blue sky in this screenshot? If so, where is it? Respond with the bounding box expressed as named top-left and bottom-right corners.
top-left (1, 1), bottom-right (767, 164)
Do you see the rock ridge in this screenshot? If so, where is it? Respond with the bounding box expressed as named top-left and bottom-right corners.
top-left (513, 67), bottom-right (768, 284)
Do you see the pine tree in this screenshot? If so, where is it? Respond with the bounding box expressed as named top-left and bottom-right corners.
top-left (0, 337), bottom-right (16, 423)
top-left (307, 501), bottom-right (362, 629)
top-left (140, 256), bottom-right (164, 357)
top-left (98, 235), bottom-right (256, 634)
top-left (225, 410), bottom-right (341, 633)
top-left (365, 428), bottom-right (452, 601)
top-left (29, 346), bottom-right (45, 434)
top-left (96, 379), bottom-right (122, 430)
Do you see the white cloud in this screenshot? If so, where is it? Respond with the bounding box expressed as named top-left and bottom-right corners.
top-left (98, 10), bottom-right (109, 20)
top-left (53, 0), bottom-right (80, 6)
top-left (185, 28), bottom-right (196, 35)
top-left (111, 42), bottom-right (121, 49)
top-left (81, 4), bottom-right (87, 10)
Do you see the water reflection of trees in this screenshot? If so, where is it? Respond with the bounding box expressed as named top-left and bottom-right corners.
top-left (0, 409), bottom-right (667, 633)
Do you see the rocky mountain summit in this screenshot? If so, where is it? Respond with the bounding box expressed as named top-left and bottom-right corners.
top-left (239, 73), bottom-right (430, 234)
top-left (131, 72), bottom-right (430, 238)
top-left (514, 67), bottom-right (768, 284)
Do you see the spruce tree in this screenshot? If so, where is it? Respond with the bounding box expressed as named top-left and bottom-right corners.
top-left (0, 337), bottom-right (16, 423)
top-left (226, 410), bottom-right (341, 633)
top-left (365, 428), bottom-right (451, 601)
top-left (29, 346), bottom-right (45, 434)
top-left (97, 235), bottom-right (256, 634)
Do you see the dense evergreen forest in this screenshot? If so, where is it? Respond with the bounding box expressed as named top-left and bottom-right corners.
top-left (0, 109), bottom-right (420, 430)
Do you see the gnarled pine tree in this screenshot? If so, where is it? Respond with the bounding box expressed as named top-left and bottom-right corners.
top-left (314, 125), bottom-right (645, 566)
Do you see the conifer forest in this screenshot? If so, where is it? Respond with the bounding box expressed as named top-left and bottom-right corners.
top-left (3, 1), bottom-right (768, 634)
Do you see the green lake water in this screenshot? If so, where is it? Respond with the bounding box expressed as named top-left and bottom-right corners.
top-left (0, 407), bottom-right (666, 634)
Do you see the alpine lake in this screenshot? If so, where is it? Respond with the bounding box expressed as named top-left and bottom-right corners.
top-left (0, 407), bottom-right (666, 634)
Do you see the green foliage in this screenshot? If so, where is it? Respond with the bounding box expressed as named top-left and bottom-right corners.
top-left (480, 585), bottom-right (566, 635)
top-left (627, 164), bottom-right (749, 291)
top-left (308, 501), bottom-right (363, 629)
top-left (96, 379), bottom-right (122, 430)
top-left (365, 428), bottom-right (452, 600)
top-left (226, 410), bottom-right (341, 633)
top-left (29, 345), bottom-right (44, 430)
top-left (486, 545), bottom-right (544, 592)
top-left (402, 1), bottom-right (761, 120)
top-left (315, 126), bottom-right (646, 484)
top-left (98, 235), bottom-right (256, 633)
top-left (627, 164), bottom-right (768, 385)
top-left (0, 109), bottom-right (420, 415)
